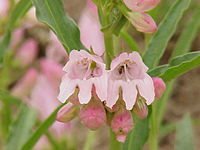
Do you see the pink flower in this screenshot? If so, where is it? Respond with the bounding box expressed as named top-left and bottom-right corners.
top-left (123, 0), bottom-right (160, 12)
top-left (106, 52), bottom-right (155, 110)
top-left (79, 0), bottom-right (104, 56)
top-left (11, 68), bottom-right (38, 99)
top-left (56, 103), bottom-right (79, 123)
top-left (123, 0), bottom-right (160, 33)
top-left (152, 77), bottom-right (166, 99)
top-left (111, 109), bottom-right (133, 143)
top-left (79, 100), bottom-right (106, 130)
top-left (58, 50), bottom-right (107, 104)
top-left (15, 39), bottom-right (38, 67)
top-left (127, 12), bottom-right (157, 33)
top-left (0, 0), bottom-right (9, 16)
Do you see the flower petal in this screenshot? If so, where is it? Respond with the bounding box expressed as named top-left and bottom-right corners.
top-left (136, 74), bottom-right (155, 105)
top-left (106, 79), bottom-right (121, 109)
top-left (121, 81), bottom-right (138, 110)
top-left (57, 75), bottom-right (77, 103)
top-left (110, 53), bottom-right (129, 70)
top-left (78, 79), bottom-right (93, 104)
top-left (93, 73), bottom-right (107, 101)
top-left (128, 12), bottom-right (157, 33)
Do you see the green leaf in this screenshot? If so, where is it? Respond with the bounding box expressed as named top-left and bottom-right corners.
top-left (0, 90), bottom-right (22, 104)
top-left (171, 8), bottom-right (200, 59)
top-left (143, 0), bottom-right (191, 69)
top-left (21, 103), bottom-right (67, 150)
top-left (6, 105), bottom-right (36, 150)
top-left (160, 51), bottom-right (200, 81)
top-left (175, 114), bottom-right (194, 150)
top-left (148, 64), bottom-right (169, 77)
top-left (31, 0), bottom-right (85, 53)
top-left (0, 0), bottom-right (32, 61)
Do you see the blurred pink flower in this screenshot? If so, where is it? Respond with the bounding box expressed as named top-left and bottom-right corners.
top-left (123, 0), bottom-right (160, 12)
top-left (46, 32), bottom-right (68, 63)
top-left (12, 68), bottom-right (38, 99)
top-left (124, 0), bottom-right (160, 33)
top-left (58, 50), bottom-right (107, 104)
top-left (152, 77), bottom-right (166, 99)
top-left (79, 1), bottom-right (104, 56)
top-left (0, 0), bottom-right (9, 16)
top-left (106, 52), bottom-right (155, 110)
top-left (30, 59), bottom-right (70, 137)
top-left (79, 100), bottom-right (106, 130)
top-left (15, 39), bottom-right (38, 67)
top-left (111, 109), bottom-right (133, 143)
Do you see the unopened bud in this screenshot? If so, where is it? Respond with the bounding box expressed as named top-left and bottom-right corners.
top-left (133, 99), bottom-right (148, 119)
top-left (152, 77), bottom-right (166, 99)
top-left (79, 100), bottom-right (106, 130)
top-left (56, 103), bottom-right (79, 123)
top-left (111, 109), bottom-right (133, 143)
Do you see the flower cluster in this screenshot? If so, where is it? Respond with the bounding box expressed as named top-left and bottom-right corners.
top-left (57, 50), bottom-right (166, 142)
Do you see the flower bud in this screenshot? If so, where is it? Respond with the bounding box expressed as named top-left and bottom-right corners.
top-left (15, 39), bottom-right (38, 67)
top-left (111, 109), bottom-right (133, 143)
top-left (123, 0), bottom-right (160, 12)
top-left (152, 77), bottom-right (166, 99)
top-left (56, 103), bottom-right (79, 123)
top-left (79, 100), bottom-right (106, 130)
top-left (133, 99), bottom-right (148, 119)
top-left (127, 12), bottom-right (157, 33)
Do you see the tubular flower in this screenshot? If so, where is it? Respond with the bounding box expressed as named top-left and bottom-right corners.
top-left (106, 52), bottom-right (155, 110)
top-left (58, 50), bottom-right (107, 104)
top-left (111, 109), bottom-right (133, 143)
top-left (123, 0), bottom-right (160, 33)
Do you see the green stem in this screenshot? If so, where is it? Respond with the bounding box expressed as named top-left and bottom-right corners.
top-left (104, 32), bottom-right (114, 69)
top-left (83, 130), bottom-right (96, 150)
top-left (110, 130), bottom-right (122, 150)
top-left (149, 104), bottom-right (158, 150)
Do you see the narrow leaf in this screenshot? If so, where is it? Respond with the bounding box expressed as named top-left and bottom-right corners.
top-left (160, 51), bottom-right (200, 81)
top-left (148, 64), bottom-right (169, 77)
top-left (21, 103), bottom-right (67, 150)
top-left (31, 0), bottom-right (85, 53)
top-left (6, 105), bottom-right (36, 150)
top-left (175, 114), bottom-right (194, 150)
top-left (143, 0), bottom-right (191, 69)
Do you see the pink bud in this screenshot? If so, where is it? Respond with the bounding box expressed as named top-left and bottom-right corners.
top-left (152, 77), bottom-right (166, 99)
top-left (128, 12), bottom-right (157, 33)
top-left (111, 109), bottom-right (133, 143)
top-left (15, 39), bottom-right (38, 67)
top-left (56, 103), bottom-right (79, 123)
top-left (11, 68), bottom-right (38, 98)
top-left (79, 100), bottom-right (106, 130)
top-left (133, 99), bottom-right (148, 119)
top-left (123, 0), bottom-right (160, 12)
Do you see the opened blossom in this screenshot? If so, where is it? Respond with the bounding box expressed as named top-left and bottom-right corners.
top-left (123, 0), bottom-right (160, 33)
top-left (58, 50), bottom-right (107, 104)
top-left (106, 52), bottom-right (155, 110)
